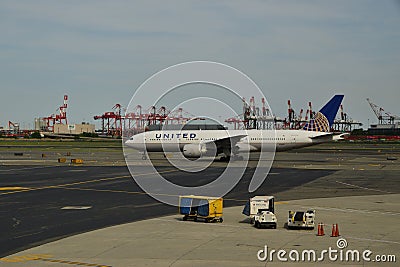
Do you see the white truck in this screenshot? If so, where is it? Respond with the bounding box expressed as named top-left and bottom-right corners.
top-left (287, 210), bottom-right (315, 230)
top-left (242, 196), bottom-right (277, 229)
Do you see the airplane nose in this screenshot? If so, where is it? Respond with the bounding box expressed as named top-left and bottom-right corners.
top-left (124, 135), bottom-right (135, 146)
top-left (124, 134), bottom-right (144, 150)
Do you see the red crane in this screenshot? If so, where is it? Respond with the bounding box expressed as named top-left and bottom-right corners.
top-left (43, 95), bottom-right (68, 132)
top-left (93, 104), bottom-right (123, 137)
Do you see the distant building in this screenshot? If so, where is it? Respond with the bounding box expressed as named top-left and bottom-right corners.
top-left (368, 122), bottom-right (400, 135)
top-left (53, 123), bottom-right (95, 135)
top-left (34, 118), bottom-right (47, 131)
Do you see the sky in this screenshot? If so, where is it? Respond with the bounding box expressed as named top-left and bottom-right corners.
top-left (1, 0), bottom-right (399, 130)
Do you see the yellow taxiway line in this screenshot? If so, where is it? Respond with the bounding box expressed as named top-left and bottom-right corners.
top-left (0, 169), bottom-right (178, 196)
top-left (0, 187), bottom-right (30, 191)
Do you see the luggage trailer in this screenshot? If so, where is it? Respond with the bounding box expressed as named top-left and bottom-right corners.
top-left (179, 195), bottom-right (223, 223)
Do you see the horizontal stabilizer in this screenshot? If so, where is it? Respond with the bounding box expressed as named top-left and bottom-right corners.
top-left (309, 133), bottom-right (334, 139)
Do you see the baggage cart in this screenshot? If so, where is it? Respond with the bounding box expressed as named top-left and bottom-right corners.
top-left (179, 195), bottom-right (223, 223)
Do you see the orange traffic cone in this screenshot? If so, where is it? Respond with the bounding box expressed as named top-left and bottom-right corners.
top-left (335, 223), bottom-right (340, 237)
top-left (317, 223), bottom-right (325, 236)
top-left (331, 224), bottom-right (338, 237)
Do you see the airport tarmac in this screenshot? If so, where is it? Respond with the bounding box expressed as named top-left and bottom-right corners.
top-left (2, 194), bottom-right (399, 266)
top-left (0, 165), bottom-right (333, 257)
top-left (0, 142), bottom-right (399, 266)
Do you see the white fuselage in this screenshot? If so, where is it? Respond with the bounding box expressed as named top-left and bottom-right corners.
top-left (125, 129), bottom-right (333, 153)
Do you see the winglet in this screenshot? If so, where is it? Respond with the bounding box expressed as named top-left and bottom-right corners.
top-left (303, 95), bottom-right (344, 132)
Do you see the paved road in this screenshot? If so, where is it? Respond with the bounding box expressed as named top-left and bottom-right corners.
top-left (0, 165), bottom-right (332, 257)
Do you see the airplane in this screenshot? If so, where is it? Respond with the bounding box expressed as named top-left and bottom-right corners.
top-left (125, 95), bottom-right (346, 160)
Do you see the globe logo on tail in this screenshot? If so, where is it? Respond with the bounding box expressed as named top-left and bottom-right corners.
top-left (302, 112), bottom-right (330, 132)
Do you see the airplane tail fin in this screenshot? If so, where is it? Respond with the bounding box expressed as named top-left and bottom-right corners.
top-left (303, 95), bottom-right (344, 132)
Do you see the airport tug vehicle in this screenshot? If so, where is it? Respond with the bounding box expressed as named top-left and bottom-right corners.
top-left (287, 210), bottom-right (315, 230)
top-left (242, 196), bottom-right (277, 229)
top-left (253, 210), bottom-right (277, 229)
top-left (179, 195), bottom-right (223, 223)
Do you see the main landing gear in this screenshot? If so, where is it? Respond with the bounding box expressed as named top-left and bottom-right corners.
top-left (219, 155), bottom-right (244, 162)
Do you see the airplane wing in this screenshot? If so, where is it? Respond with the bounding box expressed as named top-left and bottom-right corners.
top-left (203, 134), bottom-right (247, 155)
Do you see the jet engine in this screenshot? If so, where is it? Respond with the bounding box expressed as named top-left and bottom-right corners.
top-left (182, 143), bottom-right (217, 158)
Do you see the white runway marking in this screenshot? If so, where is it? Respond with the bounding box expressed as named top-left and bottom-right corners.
top-left (61, 206), bottom-right (92, 210)
top-left (335, 180), bottom-right (392, 194)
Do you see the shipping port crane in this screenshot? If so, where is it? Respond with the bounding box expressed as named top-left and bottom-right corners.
top-left (367, 98), bottom-right (399, 124)
top-left (43, 95), bottom-right (68, 132)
